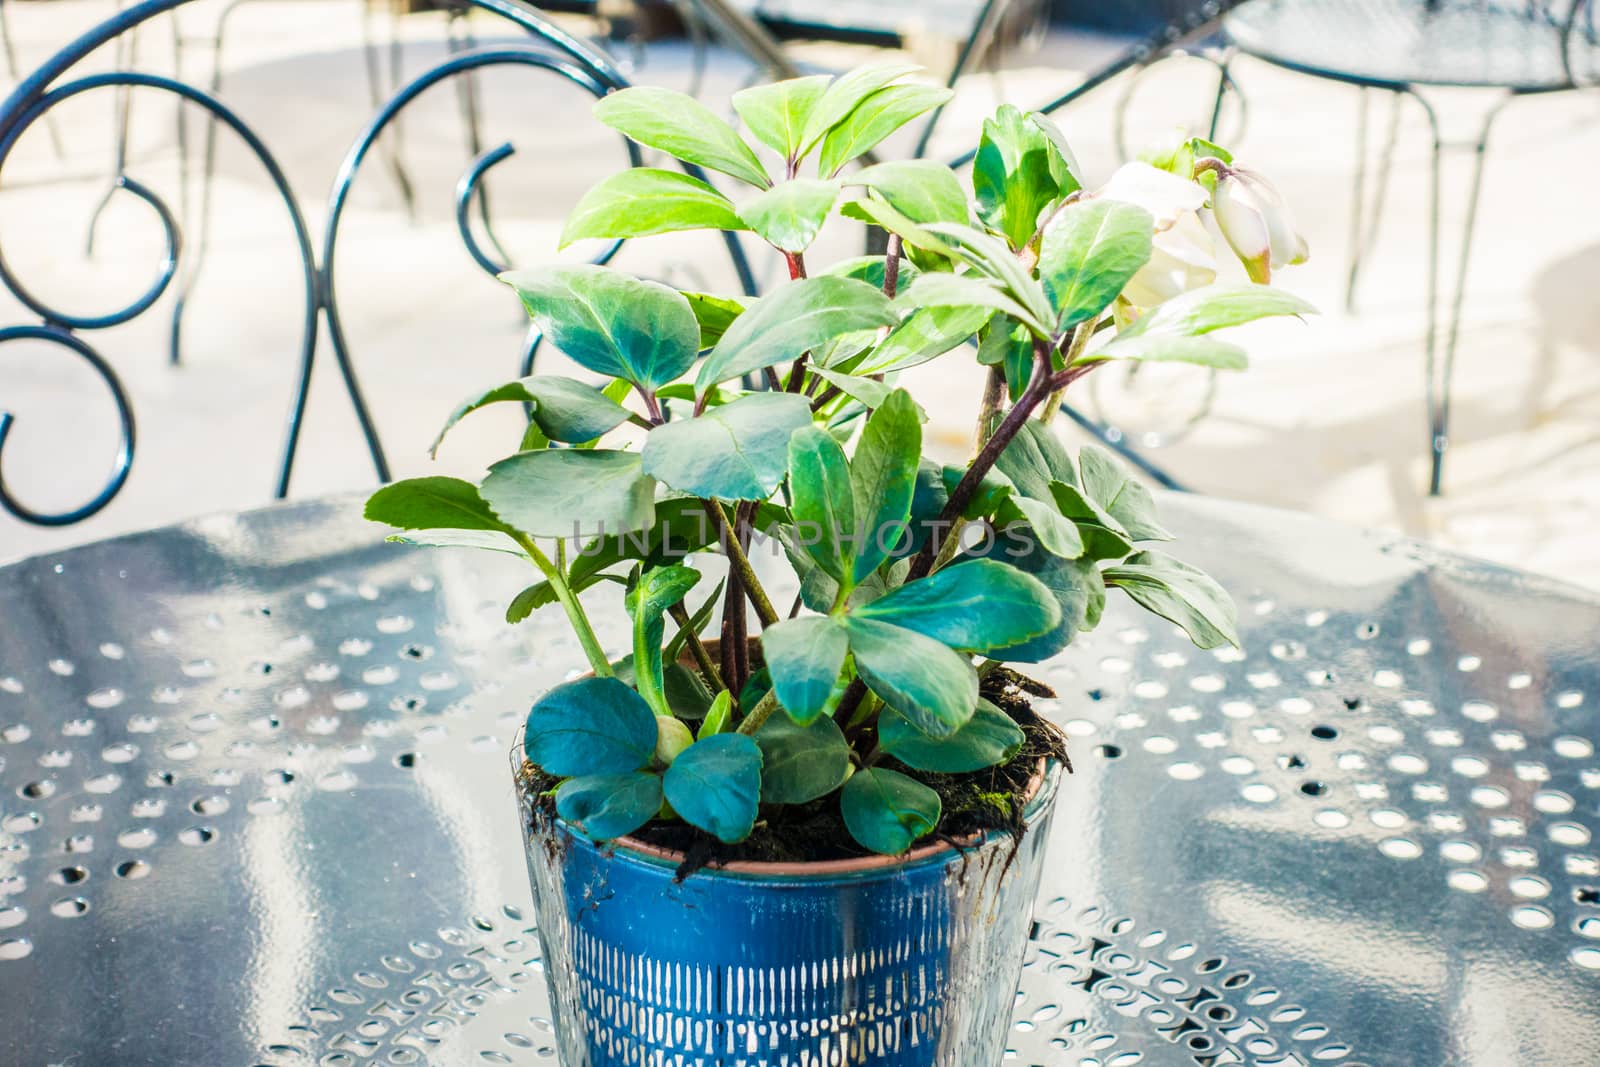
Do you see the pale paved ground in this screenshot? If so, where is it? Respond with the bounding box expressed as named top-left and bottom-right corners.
top-left (2, 1), bottom-right (1600, 590)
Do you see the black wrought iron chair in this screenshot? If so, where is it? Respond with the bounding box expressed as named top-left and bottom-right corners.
top-left (1210, 0), bottom-right (1600, 495)
top-left (0, 0), bottom-right (756, 530)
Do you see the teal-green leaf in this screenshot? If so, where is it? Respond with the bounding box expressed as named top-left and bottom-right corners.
top-left (482, 449), bottom-right (656, 539)
top-left (559, 168), bottom-right (748, 246)
top-left (1037, 199), bottom-right (1154, 331)
top-left (739, 179), bottom-right (839, 253)
top-left (879, 698), bottom-right (1024, 773)
top-left (994, 419), bottom-right (1078, 501)
top-left (429, 375), bottom-right (631, 457)
top-left (1078, 446), bottom-right (1173, 542)
top-left (732, 74), bottom-right (831, 159)
top-left (921, 222), bottom-right (1057, 332)
top-left (849, 388), bottom-right (920, 581)
top-left (1007, 494), bottom-right (1085, 559)
top-left (799, 62), bottom-right (922, 154)
top-left (788, 425), bottom-right (857, 586)
top-left (695, 276), bottom-right (898, 393)
top-left (967, 526), bottom-right (1105, 662)
top-left (365, 476), bottom-right (508, 533)
top-left (823, 254), bottom-right (921, 291)
top-left (1104, 549), bottom-right (1239, 649)
top-left (641, 392), bottom-right (812, 500)
top-left (972, 103), bottom-right (1082, 250)
top-left (385, 529), bottom-right (522, 555)
top-left (761, 616), bottom-right (849, 725)
top-left (555, 772), bottom-right (662, 840)
top-left (594, 86), bottom-right (770, 188)
top-left (525, 676), bottom-right (657, 777)
top-left (1114, 282), bottom-right (1317, 341)
top-left (851, 160), bottom-right (968, 224)
top-left (853, 558), bottom-right (1059, 652)
top-left (808, 365), bottom-right (896, 409)
top-left (844, 616), bottom-right (978, 738)
top-left (840, 767), bottom-right (940, 855)
top-left (662, 733), bottom-right (764, 843)
top-left (499, 264), bottom-right (699, 391)
top-left (818, 82), bottom-right (953, 176)
top-left (1048, 481), bottom-right (1134, 561)
top-left (755, 712), bottom-right (851, 804)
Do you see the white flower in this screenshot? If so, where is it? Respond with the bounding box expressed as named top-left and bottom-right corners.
top-left (1122, 213), bottom-right (1217, 309)
top-left (1212, 168), bottom-right (1308, 283)
top-left (1097, 162), bottom-right (1215, 309)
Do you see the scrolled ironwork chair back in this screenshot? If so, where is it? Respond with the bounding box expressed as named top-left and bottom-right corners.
top-left (0, 0), bottom-right (756, 529)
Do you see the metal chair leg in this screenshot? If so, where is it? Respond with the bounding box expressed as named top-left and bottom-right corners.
top-left (361, 0), bottom-right (418, 218)
top-left (1, 0), bottom-right (67, 156)
top-left (447, 8), bottom-right (514, 270)
top-left (1346, 88), bottom-right (1401, 313)
top-left (85, 4), bottom-right (137, 257)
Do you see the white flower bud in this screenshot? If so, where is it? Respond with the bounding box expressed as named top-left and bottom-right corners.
top-left (1213, 168), bottom-right (1308, 284)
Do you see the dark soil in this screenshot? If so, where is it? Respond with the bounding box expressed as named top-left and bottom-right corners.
top-left (517, 667), bottom-right (1071, 878)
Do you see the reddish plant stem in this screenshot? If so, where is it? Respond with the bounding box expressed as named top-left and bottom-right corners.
top-left (785, 353), bottom-right (809, 393)
top-left (641, 390), bottom-right (666, 425)
top-left (763, 367), bottom-right (784, 391)
top-left (784, 251), bottom-right (807, 279)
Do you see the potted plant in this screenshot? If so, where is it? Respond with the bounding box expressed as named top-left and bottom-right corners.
top-left (366, 64), bottom-right (1310, 1067)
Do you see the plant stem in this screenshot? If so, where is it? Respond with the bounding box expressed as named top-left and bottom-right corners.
top-left (763, 367), bottom-right (784, 392)
top-left (882, 233), bottom-right (903, 298)
top-left (1039, 323), bottom-right (1093, 423)
top-left (973, 365), bottom-right (1005, 457)
top-left (910, 339), bottom-right (1054, 581)
top-left (640, 390), bottom-right (666, 425)
top-left (785, 353), bottom-right (809, 393)
top-left (735, 687), bottom-right (781, 736)
top-left (515, 533), bottom-right (612, 678)
top-left (784, 251), bottom-right (807, 280)
top-left (668, 602), bottom-right (724, 692)
top-left (707, 501), bottom-right (779, 627)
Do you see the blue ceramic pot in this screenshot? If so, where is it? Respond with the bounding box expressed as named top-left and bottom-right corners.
top-left (516, 759), bottom-right (1062, 1066)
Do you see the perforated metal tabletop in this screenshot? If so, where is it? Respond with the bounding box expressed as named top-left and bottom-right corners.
top-left (1, 493), bottom-right (1597, 1066)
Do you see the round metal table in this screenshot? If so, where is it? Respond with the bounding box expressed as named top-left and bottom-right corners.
top-left (1, 493), bottom-right (1597, 1066)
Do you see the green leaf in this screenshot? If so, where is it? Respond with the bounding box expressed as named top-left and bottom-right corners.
top-left (499, 264), bottom-right (699, 391)
top-left (662, 734), bottom-right (764, 843)
top-left (430, 375), bottom-right (631, 457)
top-left (626, 565), bottom-right (702, 717)
top-left (879, 698), bottom-right (1023, 773)
top-left (851, 160), bottom-right (968, 224)
top-left (941, 464), bottom-right (1014, 521)
top-left (857, 304), bottom-right (992, 375)
top-left (839, 196), bottom-right (954, 259)
top-left (1078, 446), bottom-right (1173, 542)
top-left (1037, 199), bottom-right (1154, 331)
top-left (385, 529), bottom-right (522, 555)
top-left (818, 83), bottom-right (953, 177)
top-left (663, 663), bottom-right (714, 720)
top-left (525, 677), bottom-right (658, 777)
top-left (1085, 333), bottom-right (1247, 370)
top-left (921, 222), bottom-right (1056, 332)
top-left (365, 476), bottom-right (509, 533)
top-left (506, 570), bottom-right (623, 624)
top-left (1007, 494), bottom-right (1085, 559)
top-left (698, 690), bottom-right (733, 739)
top-left (682, 291), bottom-right (747, 348)
top-left (897, 273), bottom-right (1050, 339)
top-left (799, 62), bottom-right (922, 155)
top-left (641, 392), bottom-right (812, 500)
top-left (788, 425), bottom-right (857, 586)
top-left (732, 74), bottom-right (831, 159)
top-left (594, 86), bottom-right (769, 188)
top-left (853, 558), bottom-right (1059, 653)
top-left (655, 715), bottom-right (694, 765)
top-left (849, 388), bottom-right (921, 582)
top-left (1104, 550), bottom-right (1239, 650)
top-left (840, 767), bottom-right (940, 855)
top-left (1115, 282), bottom-right (1316, 340)
top-left (823, 254), bottom-right (921, 291)
top-left (994, 420), bottom-right (1078, 501)
top-left (560, 168), bottom-right (748, 247)
top-left (973, 103), bottom-right (1081, 250)
top-left (567, 497), bottom-right (719, 589)
top-left (1048, 481), bottom-right (1134, 561)
top-left (807, 365), bottom-right (894, 409)
top-left (967, 526), bottom-right (1105, 662)
top-left (755, 712), bottom-right (851, 804)
top-left (663, 576), bottom-right (724, 665)
top-left (482, 449), bottom-right (656, 539)
top-left (695, 276), bottom-right (898, 393)
top-left (555, 772), bottom-right (662, 840)
top-left (844, 617), bottom-right (977, 738)
top-left (761, 616), bottom-right (849, 725)
top-left (739, 179), bottom-right (839, 253)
